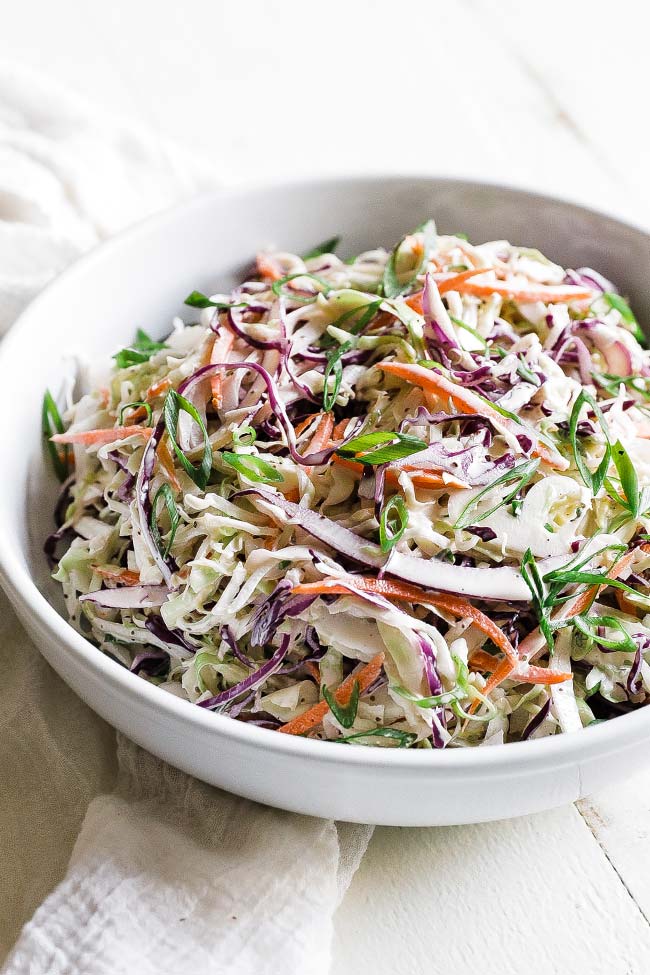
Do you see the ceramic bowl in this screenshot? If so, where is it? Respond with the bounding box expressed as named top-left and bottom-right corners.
top-left (1, 177), bottom-right (649, 825)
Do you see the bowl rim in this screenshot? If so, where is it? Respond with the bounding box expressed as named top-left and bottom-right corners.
top-left (2, 172), bottom-right (650, 773)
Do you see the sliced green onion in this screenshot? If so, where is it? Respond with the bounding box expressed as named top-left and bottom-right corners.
top-left (337, 431), bottom-right (427, 466)
top-left (222, 451), bottom-right (283, 484)
top-left (271, 273), bottom-right (332, 304)
top-left (323, 340), bottom-right (353, 411)
top-left (163, 389), bottom-right (212, 491)
top-left (569, 389), bottom-right (611, 495)
top-left (543, 567), bottom-right (650, 605)
top-left (382, 219), bottom-right (436, 299)
top-left (477, 393), bottom-right (523, 425)
top-left (392, 683), bottom-right (463, 709)
top-left (335, 727), bottom-right (417, 747)
top-left (184, 291), bottom-right (246, 310)
top-left (602, 292), bottom-right (635, 324)
top-left (379, 495), bottom-right (408, 553)
top-left (607, 439), bottom-right (640, 518)
top-left (450, 316), bottom-right (488, 351)
top-left (323, 681), bottom-right (359, 728)
top-left (194, 651), bottom-right (220, 693)
top-left (42, 389), bottom-right (69, 482)
top-left (113, 328), bottom-right (167, 369)
top-left (453, 458), bottom-right (540, 530)
top-left (593, 372), bottom-right (650, 402)
top-left (573, 614), bottom-right (637, 654)
top-left (150, 483), bottom-right (180, 558)
top-left (601, 292), bottom-right (646, 344)
top-left (521, 547), bottom-right (555, 651)
top-left (119, 401), bottom-right (152, 425)
top-left (319, 300), bottom-right (382, 350)
top-left (232, 425), bottom-right (257, 446)
top-left (301, 236), bottom-right (340, 260)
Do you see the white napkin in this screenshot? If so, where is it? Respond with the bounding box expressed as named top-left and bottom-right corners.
top-left (0, 63), bottom-right (373, 974)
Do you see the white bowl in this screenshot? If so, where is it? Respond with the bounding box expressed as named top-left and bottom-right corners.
top-left (2, 176), bottom-right (650, 826)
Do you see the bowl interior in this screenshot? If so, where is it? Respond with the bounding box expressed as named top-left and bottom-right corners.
top-left (3, 175), bottom-right (650, 732)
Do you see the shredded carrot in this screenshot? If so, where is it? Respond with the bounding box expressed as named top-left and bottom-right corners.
top-left (468, 649), bottom-right (571, 686)
top-left (256, 254), bottom-right (284, 281)
top-left (404, 273), bottom-right (590, 317)
top-left (331, 418), bottom-right (352, 442)
top-left (157, 438), bottom-right (181, 492)
top-left (282, 488), bottom-right (300, 503)
top-left (378, 360), bottom-right (568, 471)
top-left (51, 426), bottom-right (153, 446)
top-left (209, 329), bottom-right (235, 409)
top-left (292, 576), bottom-right (518, 666)
top-left (435, 267), bottom-right (498, 295)
top-left (146, 377), bottom-right (172, 401)
top-left (306, 412), bottom-right (334, 454)
top-left (121, 404), bottom-right (149, 424)
top-left (559, 547), bottom-right (637, 622)
top-left (615, 589), bottom-right (640, 616)
top-left (332, 454), bottom-right (470, 490)
top-left (92, 566), bottom-right (141, 585)
top-left (305, 661), bottom-right (321, 684)
top-left (303, 412), bottom-right (335, 475)
top-left (278, 652), bottom-right (385, 736)
top-left (294, 413), bottom-right (323, 438)
top-left (451, 280), bottom-right (592, 304)
top-left (403, 269), bottom-right (497, 313)
top-left (405, 293), bottom-right (423, 314)
top-left (468, 649), bottom-right (501, 671)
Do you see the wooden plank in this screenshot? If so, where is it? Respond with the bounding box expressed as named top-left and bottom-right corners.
top-left (578, 769), bottom-right (650, 926)
top-left (333, 805), bottom-right (650, 975)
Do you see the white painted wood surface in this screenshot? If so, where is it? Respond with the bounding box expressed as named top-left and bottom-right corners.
top-left (3, 1), bottom-right (650, 970)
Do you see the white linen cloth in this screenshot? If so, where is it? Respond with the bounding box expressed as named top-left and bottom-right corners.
top-left (0, 63), bottom-right (373, 974)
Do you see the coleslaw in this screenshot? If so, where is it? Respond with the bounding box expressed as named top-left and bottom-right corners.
top-left (43, 221), bottom-right (650, 747)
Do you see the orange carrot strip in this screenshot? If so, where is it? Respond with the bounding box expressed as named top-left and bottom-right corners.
top-left (546, 548), bottom-right (637, 628)
top-left (306, 412), bottom-right (334, 454)
top-left (305, 661), bottom-right (321, 684)
top-left (303, 412), bottom-right (335, 476)
top-left (121, 405), bottom-right (149, 424)
top-left (146, 378), bottom-right (172, 401)
top-left (51, 426), bottom-right (153, 446)
top-left (92, 566), bottom-right (141, 585)
top-left (378, 360), bottom-right (568, 470)
top-left (615, 589), bottom-right (642, 617)
top-left (332, 454), bottom-right (470, 491)
top-left (256, 254), bottom-right (284, 281)
top-left (294, 413), bottom-right (323, 438)
top-left (292, 577), bottom-right (518, 666)
top-left (278, 653), bottom-right (385, 736)
top-left (468, 649), bottom-right (571, 685)
top-left (403, 269), bottom-right (498, 313)
top-left (404, 272), bottom-right (590, 314)
top-left (452, 280), bottom-right (592, 303)
top-left (331, 418), bottom-right (352, 441)
top-left (435, 267), bottom-right (498, 295)
top-left (210, 329), bottom-right (235, 409)
top-left (405, 293), bottom-right (423, 314)
top-left (157, 439), bottom-right (181, 492)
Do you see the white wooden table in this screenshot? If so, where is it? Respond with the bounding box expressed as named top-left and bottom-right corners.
top-left (3, 1), bottom-right (650, 970)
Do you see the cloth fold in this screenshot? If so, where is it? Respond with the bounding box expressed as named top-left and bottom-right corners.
top-left (0, 63), bottom-right (372, 974)
top-left (3, 737), bottom-right (372, 975)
